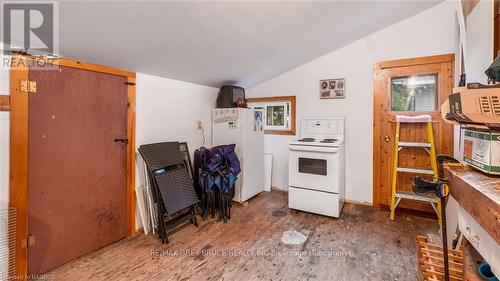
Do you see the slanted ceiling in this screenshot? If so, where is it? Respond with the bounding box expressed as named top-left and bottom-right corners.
top-left (59, 1), bottom-right (443, 88)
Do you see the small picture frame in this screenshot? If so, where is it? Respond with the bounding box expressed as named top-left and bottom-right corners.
top-left (319, 78), bottom-right (346, 99)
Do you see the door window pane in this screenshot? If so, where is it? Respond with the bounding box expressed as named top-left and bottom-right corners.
top-left (391, 74), bottom-right (437, 112)
top-left (298, 158), bottom-right (327, 176)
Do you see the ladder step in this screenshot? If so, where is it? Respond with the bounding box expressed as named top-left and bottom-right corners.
top-left (395, 191), bottom-right (437, 203)
top-left (395, 115), bottom-right (432, 123)
top-left (398, 141), bottom-right (431, 148)
top-left (396, 167), bottom-right (434, 175)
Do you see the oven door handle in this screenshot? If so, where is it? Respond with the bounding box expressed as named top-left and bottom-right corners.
top-left (289, 146), bottom-right (339, 153)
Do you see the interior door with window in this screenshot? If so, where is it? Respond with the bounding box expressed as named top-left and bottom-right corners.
top-left (373, 55), bottom-right (454, 214)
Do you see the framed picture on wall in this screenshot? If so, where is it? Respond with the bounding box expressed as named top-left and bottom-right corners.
top-left (319, 78), bottom-right (345, 99)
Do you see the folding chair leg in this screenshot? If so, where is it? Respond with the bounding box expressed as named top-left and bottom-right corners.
top-left (223, 195), bottom-right (228, 223)
top-left (201, 193), bottom-right (207, 219)
top-left (210, 190), bottom-right (216, 218)
top-left (191, 206), bottom-right (198, 227)
top-left (162, 234), bottom-right (169, 244)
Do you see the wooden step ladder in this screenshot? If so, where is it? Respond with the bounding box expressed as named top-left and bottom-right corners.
top-left (389, 115), bottom-right (440, 222)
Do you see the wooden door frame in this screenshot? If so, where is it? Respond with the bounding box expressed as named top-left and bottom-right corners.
top-left (9, 53), bottom-right (136, 277)
top-left (372, 54), bottom-right (454, 208)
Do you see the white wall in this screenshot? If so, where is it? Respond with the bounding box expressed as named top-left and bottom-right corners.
top-left (246, 1), bottom-right (457, 204)
top-left (465, 0), bottom-right (494, 84)
top-left (135, 73), bottom-right (218, 228)
top-left (0, 51), bottom-right (10, 276)
top-left (136, 73), bottom-right (218, 153)
top-left (0, 52), bottom-right (9, 210)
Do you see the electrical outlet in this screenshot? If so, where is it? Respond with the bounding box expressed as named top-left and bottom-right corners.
top-left (197, 121), bottom-right (203, 130)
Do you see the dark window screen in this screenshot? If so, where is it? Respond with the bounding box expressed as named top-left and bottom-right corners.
top-left (298, 158), bottom-right (327, 176)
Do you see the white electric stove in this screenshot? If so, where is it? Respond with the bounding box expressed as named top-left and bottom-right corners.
top-left (288, 118), bottom-right (345, 217)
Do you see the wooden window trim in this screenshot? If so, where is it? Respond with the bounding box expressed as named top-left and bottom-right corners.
top-left (9, 54), bottom-right (136, 278)
top-left (247, 96), bottom-right (296, 136)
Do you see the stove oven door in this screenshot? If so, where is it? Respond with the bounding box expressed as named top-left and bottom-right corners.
top-left (289, 145), bottom-right (340, 193)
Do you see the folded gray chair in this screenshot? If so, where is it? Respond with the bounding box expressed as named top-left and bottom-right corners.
top-left (139, 142), bottom-right (198, 244)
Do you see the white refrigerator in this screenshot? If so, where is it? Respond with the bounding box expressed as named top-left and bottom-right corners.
top-left (212, 108), bottom-right (264, 203)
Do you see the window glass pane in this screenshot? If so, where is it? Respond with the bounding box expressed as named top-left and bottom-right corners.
top-left (272, 106), bottom-right (284, 126)
top-left (266, 106), bottom-right (273, 126)
top-left (248, 100), bottom-right (292, 131)
top-left (285, 103), bottom-right (289, 127)
top-left (266, 105), bottom-right (285, 126)
top-left (391, 74), bottom-right (437, 112)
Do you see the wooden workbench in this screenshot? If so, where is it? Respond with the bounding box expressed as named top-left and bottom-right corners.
top-left (445, 165), bottom-right (500, 280)
top-left (445, 165), bottom-right (500, 245)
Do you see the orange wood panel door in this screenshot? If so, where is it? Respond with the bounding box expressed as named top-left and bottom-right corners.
top-left (27, 66), bottom-right (129, 274)
top-left (373, 55), bottom-right (454, 214)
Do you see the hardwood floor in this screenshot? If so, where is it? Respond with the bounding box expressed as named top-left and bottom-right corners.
top-left (48, 191), bottom-right (439, 281)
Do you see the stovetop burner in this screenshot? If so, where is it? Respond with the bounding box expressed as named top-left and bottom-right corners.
top-left (298, 138), bottom-right (316, 142)
top-left (320, 138), bottom-right (338, 143)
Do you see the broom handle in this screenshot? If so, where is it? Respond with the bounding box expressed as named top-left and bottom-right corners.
top-left (441, 196), bottom-right (450, 281)
top-left (435, 155), bottom-right (461, 281)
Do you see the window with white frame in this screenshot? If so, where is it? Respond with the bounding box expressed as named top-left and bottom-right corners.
top-left (247, 96), bottom-right (295, 135)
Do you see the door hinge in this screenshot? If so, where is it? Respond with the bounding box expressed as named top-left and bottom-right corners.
top-left (20, 234), bottom-right (36, 248)
top-left (20, 80), bottom-right (37, 93)
top-left (124, 82), bottom-right (135, 86)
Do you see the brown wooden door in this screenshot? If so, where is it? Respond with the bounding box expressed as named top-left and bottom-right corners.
top-left (28, 66), bottom-right (128, 274)
top-left (373, 55), bottom-right (454, 214)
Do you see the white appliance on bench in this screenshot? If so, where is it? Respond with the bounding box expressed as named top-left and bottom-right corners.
top-left (288, 118), bottom-right (345, 217)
